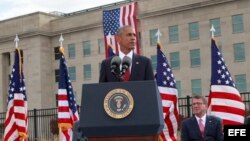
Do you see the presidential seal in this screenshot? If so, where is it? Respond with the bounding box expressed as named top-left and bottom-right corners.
top-left (104, 89), bottom-right (134, 119)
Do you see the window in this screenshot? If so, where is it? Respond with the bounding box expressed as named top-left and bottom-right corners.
top-left (169, 25), bottom-right (179, 43)
top-left (176, 80), bottom-right (181, 97)
top-left (55, 69), bottom-right (59, 82)
top-left (189, 22), bottom-right (199, 40)
top-left (68, 43), bottom-right (75, 59)
top-left (83, 41), bottom-right (91, 56)
top-left (233, 43), bottom-right (245, 62)
top-left (190, 49), bottom-right (200, 67)
top-left (68, 66), bottom-right (76, 81)
top-left (83, 64), bottom-right (91, 80)
top-left (170, 52), bottom-right (180, 69)
top-left (191, 79), bottom-right (202, 95)
top-left (151, 55), bottom-right (157, 71)
top-left (210, 18), bottom-right (221, 36)
top-left (54, 47), bottom-right (61, 60)
top-left (98, 39), bottom-right (105, 54)
top-left (150, 29), bottom-right (158, 46)
top-left (232, 14), bottom-right (244, 33)
top-left (235, 74), bottom-right (247, 93)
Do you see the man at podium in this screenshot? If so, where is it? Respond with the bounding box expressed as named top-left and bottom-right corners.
top-left (99, 25), bottom-right (154, 82)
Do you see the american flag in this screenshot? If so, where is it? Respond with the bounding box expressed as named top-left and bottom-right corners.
top-left (156, 44), bottom-right (179, 141)
top-left (4, 49), bottom-right (28, 141)
top-left (103, 2), bottom-right (139, 58)
top-left (207, 39), bottom-right (245, 125)
top-left (57, 47), bottom-right (79, 141)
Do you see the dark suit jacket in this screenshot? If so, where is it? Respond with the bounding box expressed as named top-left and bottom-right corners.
top-left (181, 115), bottom-right (224, 141)
top-left (99, 54), bottom-right (154, 82)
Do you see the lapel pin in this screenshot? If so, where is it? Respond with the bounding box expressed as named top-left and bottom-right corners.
top-left (136, 62), bottom-right (139, 64)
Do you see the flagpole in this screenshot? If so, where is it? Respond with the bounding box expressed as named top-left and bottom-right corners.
top-left (210, 24), bottom-right (215, 39)
top-left (59, 34), bottom-right (65, 55)
top-left (155, 29), bottom-right (162, 44)
top-left (14, 34), bottom-right (19, 49)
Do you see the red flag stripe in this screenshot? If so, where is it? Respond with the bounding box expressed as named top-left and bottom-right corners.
top-left (211, 105), bottom-right (245, 115)
top-left (209, 92), bottom-right (243, 102)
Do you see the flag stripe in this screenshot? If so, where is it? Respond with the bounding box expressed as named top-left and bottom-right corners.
top-left (211, 105), bottom-right (245, 115)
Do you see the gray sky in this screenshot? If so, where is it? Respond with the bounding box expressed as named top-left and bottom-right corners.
top-left (0, 0), bottom-right (125, 21)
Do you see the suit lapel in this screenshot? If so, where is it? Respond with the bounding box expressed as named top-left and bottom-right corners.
top-left (130, 54), bottom-right (138, 81)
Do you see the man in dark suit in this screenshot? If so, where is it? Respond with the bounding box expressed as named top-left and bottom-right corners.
top-left (99, 25), bottom-right (154, 82)
top-left (181, 95), bottom-right (224, 141)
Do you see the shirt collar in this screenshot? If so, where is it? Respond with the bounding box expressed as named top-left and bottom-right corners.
top-left (119, 50), bottom-right (133, 60)
top-left (195, 114), bottom-right (206, 124)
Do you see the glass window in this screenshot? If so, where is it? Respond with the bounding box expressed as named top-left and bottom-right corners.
top-left (55, 69), bottom-right (59, 82)
top-left (151, 55), bottom-right (157, 71)
top-left (176, 80), bottom-right (181, 97)
top-left (169, 25), bottom-right (179, 43)
top-left (68, 43), bottom-right (75, 59)
top-left (170, 52), bottom-right (180, 69)
top-left (83, 64), bottom-right (91, 80)
top-left (233, 43), bottom-right (245, 62)
top-left (190, 49), bottom-right (200, 67)
top-left (235, 74), bottom-right (247, 93)
top-left (83, 41), bottom-right (91, 56)
top-left (210, 18), bottom-right (221, 36)
top-left (191, 79), bottom-right (202, 95)
top-left (189, 22), bottom-right (199, 40)
top-left (232, 14), bottom-right (244, 33)
top-left (98, 39), bottom-right (105, 54)
top-left (68, 66), bottom-right (76, 81)
top-left (150, 29), bottom-right (158, 46)
top-left (54, 47), bottom-right (61, 60)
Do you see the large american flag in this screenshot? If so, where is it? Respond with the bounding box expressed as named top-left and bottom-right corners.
top-left (207, 39), bottom-right (245, 125)
top-left (4, 49), bottom-right (28, 141)
top-left (156, 44), bottom-right (179, 141)
top-left (103, 2), bottom-right (139, 58)
top-left (57, 47), bottom-right (79, 141)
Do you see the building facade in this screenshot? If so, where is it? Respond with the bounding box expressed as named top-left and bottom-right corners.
top-left (0, 0), bottom-right (250, 112)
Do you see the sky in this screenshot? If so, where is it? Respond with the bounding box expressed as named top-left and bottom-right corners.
top-left (0, 0), bottom-right (125, 21)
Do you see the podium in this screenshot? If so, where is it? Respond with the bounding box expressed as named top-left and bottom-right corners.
top-left (77, 80), bottom-right (164, 141)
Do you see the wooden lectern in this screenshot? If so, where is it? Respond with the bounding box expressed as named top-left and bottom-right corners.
top-left (76, 81), bottom-right (164, 141)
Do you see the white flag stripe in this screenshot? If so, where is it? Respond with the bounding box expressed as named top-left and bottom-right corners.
top-left (210, 111), bottom-right (245, 122)
top-left (58, 112), bottom-right (71, 118)
top-left (15, 119), bottom-right (26, 126)
top-left (158, 87), bottom-right (178, 95)
top-left (211, 98), bottom-right (245, 109)
top-left (124, 5), bottom-right (129, 25)
top-left (8, 130), bottom-right (19, 141)
top-left (14, 106), bottom-right (26, 114)
top-left (4, 114), bottom-right (15, 134)
top-left (129, 4), bottom-right (135, 28)
top-left (58, 101), bottom-right (69, 107)
top-left (14, 93), bottom-right (25, 99)
top-left (119, 7), bottom-right (124, 26)
top-left (211, 85), bottom-right (240, 96)
top-left (162, 100), bottom-right (174, 107)
top-left (58, 89), bottom-right (67, 94)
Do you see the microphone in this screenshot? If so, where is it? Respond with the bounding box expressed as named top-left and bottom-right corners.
top-left (121, 56), bottom-right (131, 75)
top-left (110, 56), bottom-right (121, 76)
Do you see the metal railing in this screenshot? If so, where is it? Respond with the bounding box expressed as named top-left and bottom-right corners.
top-left (1, 93), bottom-right (250, 140)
